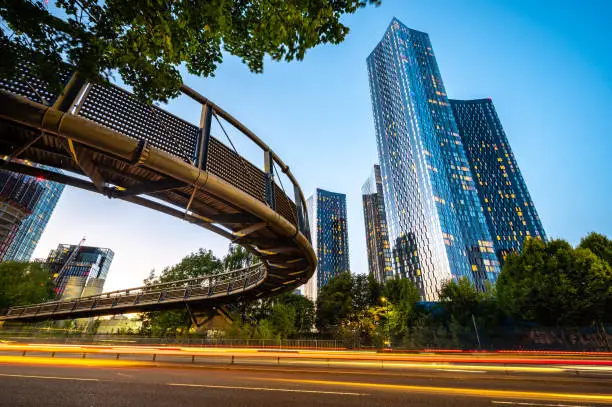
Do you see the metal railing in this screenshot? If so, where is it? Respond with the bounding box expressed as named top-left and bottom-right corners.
top-left (4, 264), bottom-right (265, 319)
top-left (0, 59), bottom-right (311, 240)
top-left (0, 52), bottom-right (316, 321)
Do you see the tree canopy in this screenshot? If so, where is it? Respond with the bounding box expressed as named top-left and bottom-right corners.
top-left (580, 232), bottom-right (612, 268)
top-left (496, 238), bottom-right (612, 326)
top-left (0, 261), bottom-right (55, 309)
top-left (1, 0), bottom-right (379, 102)
top-left (139, 248), bottom-right (223, 335)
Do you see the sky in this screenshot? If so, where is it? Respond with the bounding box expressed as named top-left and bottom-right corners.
top-left (32, 0), bottom-right (612, 291)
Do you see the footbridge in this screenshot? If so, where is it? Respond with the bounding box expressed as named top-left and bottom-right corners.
top-left (0, 57), bottom-right (316, 322)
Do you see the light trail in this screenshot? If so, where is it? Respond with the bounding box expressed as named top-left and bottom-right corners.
top-left (269, 378), bottom-right (612, 404)
top-left (491, 401), bottom-right (592, 407)
top-left (168, 383), bottom-right (365, 396)
top-left (0, 373), bottom-right (100, 381)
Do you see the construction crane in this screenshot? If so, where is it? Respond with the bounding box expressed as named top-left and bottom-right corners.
top-left (53, 237), bottom-right (86, 285)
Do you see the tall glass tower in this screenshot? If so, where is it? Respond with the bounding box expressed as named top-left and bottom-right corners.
top-left (3, 168), bottom-right (65, 262)
top-left (362, 165), bottom-right (393, 284)
top-left (303, 188), bottom-right (350, 303)
top-left (367, 18), bottom-right (499, 299)
top-left (450, 98), bottom-right (546, 263)
top-left (0, 171), bottom-right (44, 259)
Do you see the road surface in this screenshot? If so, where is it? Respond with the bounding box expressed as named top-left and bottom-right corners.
top-left (0, 355), bottom-right (611, 406)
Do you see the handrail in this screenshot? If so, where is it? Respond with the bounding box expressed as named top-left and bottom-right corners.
top-left (179, 84), bottom-right (309, 217)
top-left (0, 57), bottom-right (316, 322)
top-left (6, 264), bottom-right (264, 313)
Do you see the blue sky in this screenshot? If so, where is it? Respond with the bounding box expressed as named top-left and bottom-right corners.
top-left (34, 0), bottom-right (612, 291)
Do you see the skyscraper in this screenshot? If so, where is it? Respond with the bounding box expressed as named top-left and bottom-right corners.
top-left (362, 165), bottom-right (393, 283)
top-left (0, 171), bottom-right (44, 259)
top-left (2, 168), bottom-right (65, 262)
top-left (46, 243), bottom-right (114, 298)
top-left (303, 188), bottom-right (350, 303)
top-left (450, 98), bottom-right (546, 263)
top-left (367, 18), bottom-right (499, 299)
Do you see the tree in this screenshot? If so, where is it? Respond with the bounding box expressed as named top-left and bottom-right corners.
top-left (0, 261), bottom-right (54, 309)
top-left (351, 273), bottom-right (381, 312)
top-left (276, 293), bottom-right (315, 334)
top-left (438, 277), bottom-right (487, 323)
top-left (223, 244), bottom-right (251, 271)
top-left (382, 277), bottom-right (420, 342)
top-left (315, 272), bottom-right (353, 333)
top-left (580, 232), bottom-right (612, 268)
top-left (139, 248), bottom-right (223, 335)
top-left (496, 238), bottom-right (612, 326)
top-left (1, 0), bottom-right (380, 103)
top-left (157, 248), bottom-right (222, 283)
top-left (268, 303), bottom-right (296, 339)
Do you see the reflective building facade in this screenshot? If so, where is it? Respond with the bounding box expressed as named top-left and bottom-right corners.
top-left (367, 19), bottom-right (499, 299)
top-left (303, 189), bottom-right (350, 303)
top-left (450, 98), bottom-right (546, 263)
top-left (46, 244), bottom-right (114, 298)
top-left (0, 171), bottom-right (44, 260)
top-left (362, 165), bottom-right (393, 283)
top-left (2, 168), bottom-right (64, 262)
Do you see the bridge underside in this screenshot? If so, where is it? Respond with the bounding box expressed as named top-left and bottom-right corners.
top-left (0, 74), bottom-right (315, 322)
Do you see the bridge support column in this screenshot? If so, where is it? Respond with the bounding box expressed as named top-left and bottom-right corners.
top-left (294, 184), bottom-right (307, 238)
top-left (264, 150), bottom-right (276, 209)
top-left (197, 104), bottom-right (213, 170)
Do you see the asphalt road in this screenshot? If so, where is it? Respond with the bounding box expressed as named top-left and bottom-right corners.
top-left (0, 358), bottom-right (611, 407)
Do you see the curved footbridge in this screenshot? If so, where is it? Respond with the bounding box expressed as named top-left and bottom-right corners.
top-left (0, 60), bottom-right (315, 322)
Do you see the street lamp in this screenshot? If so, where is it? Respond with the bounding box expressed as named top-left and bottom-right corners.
top-left (380, 297), bottom-right (390, 349)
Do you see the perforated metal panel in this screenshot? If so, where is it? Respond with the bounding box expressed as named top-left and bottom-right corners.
top-left (78, 83), bottom-right (199, 162)
top-left (0, 60), bottom-right (72, 105)
top-left (274, 184), bottom-right (298, 226)
top-left (207, 137), bottom-right (266, 204)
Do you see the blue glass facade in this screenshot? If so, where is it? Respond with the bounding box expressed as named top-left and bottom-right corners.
top-left (0, 170), bottom-right (44, 259)
top-left (46, 244), bottom-right (114, 297)
top-left (362, 165), bottom-right (393, 284)
top-left (367, 19), bottom-right (499, 299)
top-left (3, 166), bottom-right (64, 262)
top-left (450, 98), bottom-right (547, 263)
top-left (304, 188), bottom-right (350, 302)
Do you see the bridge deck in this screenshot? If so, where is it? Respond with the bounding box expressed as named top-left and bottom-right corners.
top-left (0, 59), bottom-right (315, 322)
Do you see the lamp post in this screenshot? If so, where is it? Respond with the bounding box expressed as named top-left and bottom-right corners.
top-left (380, 297), bottom-right (390, 349)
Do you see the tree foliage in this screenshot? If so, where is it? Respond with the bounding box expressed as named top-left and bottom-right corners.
top-left (315, 272), bottom-right (353, 333)
top-left (1, 0), bottom-right (380, 102)
top-left (139, 248), bottom-right (223, 335)
top-left (0, 261), bottom-right (55, 309)
top-left (580, 232), bottom-right (612, 268)
top-left (496, 238), bottom-right (612, 326)
top-left (382, 277), bottom-right (421, 341)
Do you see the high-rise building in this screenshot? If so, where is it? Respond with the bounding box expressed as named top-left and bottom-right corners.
top-left (303, 188), bottom-right (350, 303)
top-left (362, 165), bottom-right (393, 283)
top-left (367, 18), bottom-right (500, 299)
top-left (450, 98), bottom-right (547, 263)
top-left (46, 243), bottom-right (114, 298)
top-left (2, 168), bottom-right (65, 262)
top-left (0, 171), bottom-right (44, 259)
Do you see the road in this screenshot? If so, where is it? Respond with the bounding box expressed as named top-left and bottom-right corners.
top-left (1, 355), bottom-right (612, 407)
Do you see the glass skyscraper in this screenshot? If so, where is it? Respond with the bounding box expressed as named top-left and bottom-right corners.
top-left (367, 18), bottom-right (499, 299)
top-left (450, 98), bottom-right (546, 263)
top-left (303, 188), bottom-right (350, 303)
top-left (0, 171), bottom-right (44, 259)
top-left (46, 244), bottom-right (114, 298)
top-left (362, 165), bottom-right (393, 284)
top-left (2, 167), bottom-right (65, 262)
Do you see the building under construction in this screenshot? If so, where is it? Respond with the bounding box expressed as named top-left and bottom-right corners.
top-left (46, 242), bottom-right (114, 299)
